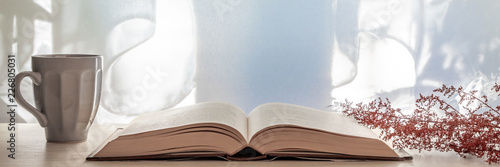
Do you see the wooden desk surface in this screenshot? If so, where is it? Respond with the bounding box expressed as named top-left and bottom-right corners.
top-left (0, 123), bottom-right (496, 167)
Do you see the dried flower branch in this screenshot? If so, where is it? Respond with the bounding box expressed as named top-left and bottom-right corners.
top-left (330, 84), bottom-right (500, 164)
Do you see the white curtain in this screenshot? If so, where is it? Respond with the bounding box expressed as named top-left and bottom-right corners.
top-left (0, 0), bottom-right (196, 123)
top-left (193, 0), bottom-right (500, 113)
top-left (1, 0), bottom-right (499, 124)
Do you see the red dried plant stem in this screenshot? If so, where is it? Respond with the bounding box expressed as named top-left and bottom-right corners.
top-left (460, 89), bottom-right (500, 115)
top-left (332, 83), bottom-right (500, 164)
top-left (438, 84), bottom-right (499, 115)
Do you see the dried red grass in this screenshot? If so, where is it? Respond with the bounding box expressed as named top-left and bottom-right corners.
top-left (330, 83), bottom-right (500, 164)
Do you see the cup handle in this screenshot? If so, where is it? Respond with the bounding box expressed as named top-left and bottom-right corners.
top-left (15, 71), bottom-right (48, 127)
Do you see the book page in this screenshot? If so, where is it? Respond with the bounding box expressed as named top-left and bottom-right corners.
top-left (118, 102), bottom-right (249, 141)
top-left (247, 103), bottom-right (378, 140)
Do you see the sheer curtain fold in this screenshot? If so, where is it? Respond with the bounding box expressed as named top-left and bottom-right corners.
top-left (0, 0), bottom-right (196, 123)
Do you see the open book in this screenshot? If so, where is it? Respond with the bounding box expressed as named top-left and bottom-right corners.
top-left (87, 102), bottom-right (412, 161)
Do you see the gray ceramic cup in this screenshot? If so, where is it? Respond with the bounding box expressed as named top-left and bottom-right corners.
top-left (15, 54), bottom-right (103, 142)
